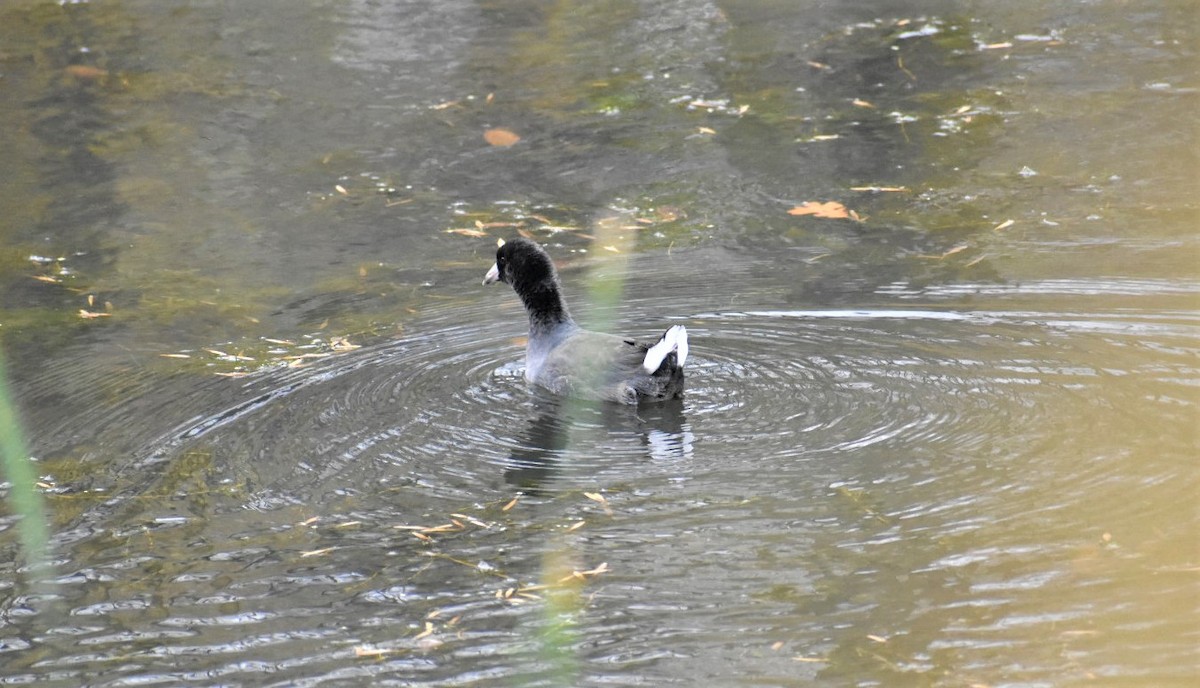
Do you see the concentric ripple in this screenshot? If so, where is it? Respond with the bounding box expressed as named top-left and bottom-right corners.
top-left (14, 296), bottom-right (1198, 688)
top-left (119, 302), bottom-right (1197, 518)
top-left (684, 310), bottom-right (1042, 456)
top-left (122, 302), bottom-right (699, 507)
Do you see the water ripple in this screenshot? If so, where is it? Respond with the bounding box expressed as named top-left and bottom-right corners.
top-left (18, 301), bottom-right (1195, 687)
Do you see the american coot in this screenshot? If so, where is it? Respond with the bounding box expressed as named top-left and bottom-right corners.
top-left (483, 238), bottom-right (688, 404)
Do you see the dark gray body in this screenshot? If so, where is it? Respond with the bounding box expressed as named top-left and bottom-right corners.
top-left (526, 321), bottom-right (685, 404)
top-left (484, 238), bottom-right (686, 405)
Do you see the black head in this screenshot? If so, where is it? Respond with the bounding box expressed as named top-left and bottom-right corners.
top-left (482, 238), bottom-right (572, 328)
top-left (483, 238), bottom-right (557, 290)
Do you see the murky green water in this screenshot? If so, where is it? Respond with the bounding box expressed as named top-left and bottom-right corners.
top-left (1, 1), bottom-right (1196, 686)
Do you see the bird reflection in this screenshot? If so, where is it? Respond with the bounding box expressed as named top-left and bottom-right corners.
top-left (503, 391), bottom-right (693, 494)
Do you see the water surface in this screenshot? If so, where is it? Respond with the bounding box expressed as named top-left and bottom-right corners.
top-left (1, 1), bottom-right (1196, 686)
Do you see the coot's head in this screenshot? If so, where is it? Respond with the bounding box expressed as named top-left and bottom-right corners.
top-left (482, 238), bottom-right (557, 290)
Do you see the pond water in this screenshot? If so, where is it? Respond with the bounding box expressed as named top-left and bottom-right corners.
top-left (1, 0), bottom-right (1196, 686)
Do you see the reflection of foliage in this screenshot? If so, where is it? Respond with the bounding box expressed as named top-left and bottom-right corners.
top-left (705, 16), bottom-right (1017, 293)
top-left (0, 4), bottom-right (125, 352)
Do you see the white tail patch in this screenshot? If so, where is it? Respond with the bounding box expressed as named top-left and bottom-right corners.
top-left (642, 325), bottom-right (688, 373)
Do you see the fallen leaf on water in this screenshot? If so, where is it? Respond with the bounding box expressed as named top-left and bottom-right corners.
top-left (584, 492), bottom-right (613, 516)
top-left (697, 126), bottom-right (717, 135)
top-left (483, 128), bottom-right (521, 147)
top-left (850, 185), bottom-right (908, 192)
top-left (852, 98), bottom-right (876, 109)
top-left (453, 513), bottom-right (491, 529)
top-left (300, 547), bottom-right (335, 558)
top-left (66, 65), bottom-right (108, 79)
top-left (919, 244), bottom-right (971, 260)
top-left (414, 622), bottom-right (435, 640)
top-left (32, 275), bottom-right (61, 284)
top-left (981, 42), bottom-right (1013, 50)
top-left (78, 309), bottom-right (110, 319)
top-left (445, 228), bottom-right (489, 238)
top-left (993, 219), bottom-right (1015, 232)
top-left (159, 353), bottom-right (191, 359)
top-left (867, 634), bottom-right (888, 643)
top-left (941, 244), bottom-right (969, 258)
top-left (806, 60), bottom-right (830, 70)
top-left (335, 185), bottom-right (348, 195)
top-left (581, 562), bottom-right (609, 576)
top-left (354, 646), bottom-right (390, 658)
top-left (787, 201), bottom-right (851, 219)
top-left (502, 496), bottom-right (520, 511)
top-left (793, 656), bottom-right (827, 663)
top-left (771, 641), bottom-right (785, 651)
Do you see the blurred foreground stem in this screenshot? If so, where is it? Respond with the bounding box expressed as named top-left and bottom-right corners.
top-left (0, 348), bottom-right (50, 575)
